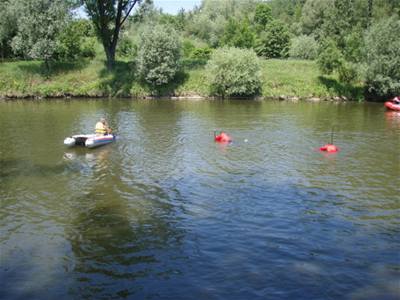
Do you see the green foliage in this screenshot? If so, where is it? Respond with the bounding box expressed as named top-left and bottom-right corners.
top-left (206, 47), bottom-right (261, 97)
top-left (337, 62), bottom-right (358, 84)
top-left (0, 0), bottom-right (18, 59)
top-left (289, 35), bottom-right (318, 60)
top-left (301, 0), bottom-right (334, 37)
top-left (136, 25), bottom-right (181, 86)
top-left (185, 0), bottom-right (258, 47)
top-left (116, 35), bottom-right (136, 58)
top-left (55, 20), bottom-right (96, 60)
top-left (131, 0), bottom-right (158, 23)
top-left (221, 19), bottom-right (255, 49)
top-left (80, 38), bottom-right (96, 58)
top-left (83, 0), bottom-right (140, 69)
top-left (254, 3), bottom-right (272, 27)
top-left (191, 47), bottom-right (212, 61)
top-left (182, 39), bottom-right (195, 58)
top-left (256, 20), bottom-right (290, 58)
top-left (342, 26), bottom-right (364, 63)
top-left (159, 12), bottom-right (186, 31)
top-left (317, 39), bottom-right (343, 75)
top-left (363, 17), bottom-right (400, 98)
top-left (11, 0), bottom-right (70, 63)
top-left (181, 40), bottom-right (212, 68)
top-left (322, 0), bottom-right (355, 47)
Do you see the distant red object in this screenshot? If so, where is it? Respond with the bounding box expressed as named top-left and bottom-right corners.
top-left (384, 100), bottom-right (400, 111)
top-left (214, 131), bottom-right (232, 143)
top-left (320, 144), bottom-right (339, 153)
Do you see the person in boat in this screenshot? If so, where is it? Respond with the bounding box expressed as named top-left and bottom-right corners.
top-left (393, 96), bottom-right (400, 105)
top-left (95, 118), bottom-right (112, 135)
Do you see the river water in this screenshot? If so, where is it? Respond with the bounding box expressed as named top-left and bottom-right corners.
top-left (0, 99), bottom-right (399, 299)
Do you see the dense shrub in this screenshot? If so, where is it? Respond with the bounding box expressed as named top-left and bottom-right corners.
top-left (256, 20), bottom-right (290, 58)
top-left (0, 0), bottom-right (18, 59)
top-left (317, 38), bottom-right (343, 74)
top-left (56, 20), bottom-right (97, 60)
top-left (221, 19), bottom-right (255, 49)
top-left (254, 3), bottom-right (273, 28)
top-left (11, 0), bottom-right (69, 63)
top-left (136, 25), bottom-right (181, 86)
top-left (338, 61), bottom-right (358, 84)
top-left (117, 36), bottom-right (136, 58)
top-left (80, 37), bottom-right (96, 58)
top-left (190, 47), bottom-right (212, 61)
top-left (289, 35), bottom-right (318, 60)
top-left (182, 39), bottom-right (195, 58)
top-left (363, 17), bottom-right (400, 99)
top-left (206, 47), bottom-right (261, 97)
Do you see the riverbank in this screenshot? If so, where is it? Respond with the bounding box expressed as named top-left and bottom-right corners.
top-left (0, 58), bottom-right (364, 101)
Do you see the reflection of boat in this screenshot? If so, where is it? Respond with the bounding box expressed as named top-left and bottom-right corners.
top-left (64, 134), bottom-right (115, 148)
top-left (384, 101), bottom-right (400, 111)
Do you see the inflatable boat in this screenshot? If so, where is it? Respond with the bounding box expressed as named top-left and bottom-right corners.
top-left (64, 134), bottom-right (115, 148)
top-left (384, 101), bottom-right (400, 111)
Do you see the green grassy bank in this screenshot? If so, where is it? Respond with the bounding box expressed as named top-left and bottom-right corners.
top-left (0, 58), bottom-right (364, 100)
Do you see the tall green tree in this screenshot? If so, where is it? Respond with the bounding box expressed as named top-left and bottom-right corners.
top-left (83, 0), bottom-right (141, 69)
top-left (11, 0), bottom-right (70, 69)
top-left (300, 0), bottom-right (334, 38)
top-left (0, 0), bottom-right (18, 59)
top-left (221, 19), bottom-right (255, 49)
top-left (363, 16), bottom-right (400, 99)
top-left (256, 20), bottom-right (290, 58)
top-left (254, 3), bottom-right (272, 28)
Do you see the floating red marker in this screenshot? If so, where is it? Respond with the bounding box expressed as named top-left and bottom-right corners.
top-left (319, 126), bottom-right (339, 153)
top-left (214, 131), bottom-right (232, 143)
top-left (320, 144), bottom-right (339, 153)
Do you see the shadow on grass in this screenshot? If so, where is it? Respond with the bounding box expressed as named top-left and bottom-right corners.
top-left (98, 60), bottom-right (189, 97)
top-left (149, 70), bottom-right (189, 97)
top-left (18, 60), bottom-right (90, 77)
top-left (318, 76), bottom-right (364, 100)
top-left (99, 60), bottom-right (137, 97)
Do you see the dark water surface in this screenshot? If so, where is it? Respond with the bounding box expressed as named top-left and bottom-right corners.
top-left (0, 99), bottom-right (399, 300)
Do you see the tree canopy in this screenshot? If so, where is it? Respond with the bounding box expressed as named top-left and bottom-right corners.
top-left (82, 0), bottom-right (141, 69)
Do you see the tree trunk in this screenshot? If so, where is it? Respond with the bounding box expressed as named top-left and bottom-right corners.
top-left (367, 0), bottom-right (373, 27)
top-left (105, 45), bottom-right (116, 70)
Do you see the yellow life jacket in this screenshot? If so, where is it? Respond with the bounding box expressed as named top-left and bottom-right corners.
top-left (95, 122), bottom-right (107, 134)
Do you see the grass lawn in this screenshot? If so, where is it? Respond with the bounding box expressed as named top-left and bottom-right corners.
top-left (0, 58), bottom-right (364, 100)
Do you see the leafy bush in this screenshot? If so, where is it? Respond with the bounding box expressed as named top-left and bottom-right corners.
top-left (363, 17), bottom-right (400, 99)
top-left (289, 35), bottom-right (318, 60)
top-left (56, 20), bottom-right (97, 60)
top-left (117, 36), bottom-right (136, 58)
top-left (0, 0), bottom-right (18, 59)
top-left (182, 39), bottom-right (195, 58)
top-left (338, 61), bottom-right (358, 84)
top-left (256, 20), bottom-right (290, 58)
top-left (206, 47), bottom-right (261, 97)
top-left (80, 37), bottom-right (96, 58)
top-left (136, 25), bottom-right (181, 86)
top-left (317, 38), bottom-right (343, 74)
top-left (254, 3), bottom-right (272, 28)
top-left (191, 47), bottom-right (212, 61)
top-left (11, 0), bottom-right (69, 63)
top-left (221, 19), bottom-right (255, 49)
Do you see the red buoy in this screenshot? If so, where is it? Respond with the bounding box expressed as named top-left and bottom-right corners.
top-left (320, 144), bottom-right (339, 152)
top-left (214, 131), bottom-right (232, 143)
